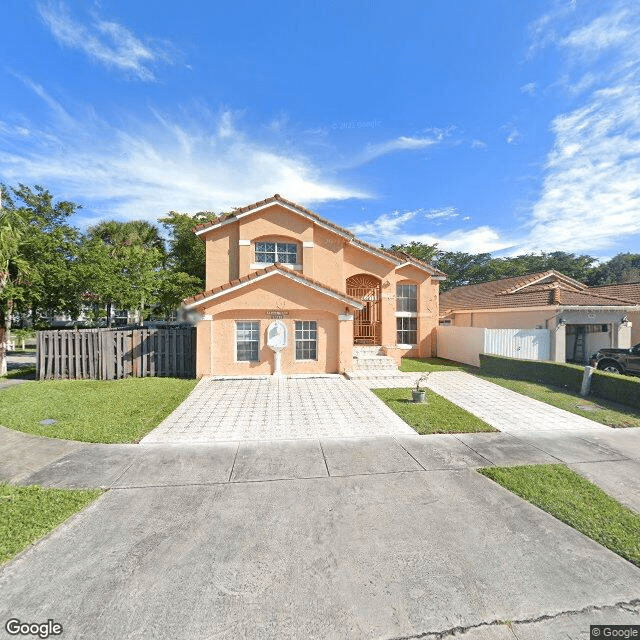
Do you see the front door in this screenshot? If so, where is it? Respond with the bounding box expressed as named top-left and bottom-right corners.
top-left (346, 274), bottom-right (382, 345)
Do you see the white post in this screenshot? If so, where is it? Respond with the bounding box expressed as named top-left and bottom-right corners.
top-left (580, 366), bottom-right (594, 397)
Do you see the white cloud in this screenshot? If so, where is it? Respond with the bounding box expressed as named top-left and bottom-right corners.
top-left (0, 81), bottom-right (368, 223)
top-left (525, 82), bottom-right (640, 252)
top-left (37, 1), bottom-right (176, 81)
top-left (520, 82), bottom-right (537, 96)
top-left (344, 133), bottom-right (445, 168)
top-left (350, 209), bottom-right (420, 238)
top-left (524, 1), bottom-right (640, 254)
top-left (425, 207), bottom-right (458, 220)
top-left (349, 209), bottom-right (513, 254)
top-left (471, 139), bottom-right (487, 150)
top-left (504, 125), bottom-right (522, 145)
top-left (561, 9), bottom-right (633, 52)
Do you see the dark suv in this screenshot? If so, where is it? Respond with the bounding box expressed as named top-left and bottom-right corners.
top-left (591, 342), bottom-right (640, 376)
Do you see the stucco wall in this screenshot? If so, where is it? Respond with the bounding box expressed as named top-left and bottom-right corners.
top-left (196, 202), bottom-right (442, 372)
top-left (195, 275), bottom-right (352, 376)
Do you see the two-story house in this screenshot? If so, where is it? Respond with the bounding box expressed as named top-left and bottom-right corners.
top-left (182, 195), bottom-right (445, 377)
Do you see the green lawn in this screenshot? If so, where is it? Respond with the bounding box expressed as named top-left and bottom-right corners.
top-left (479, 464), bottom-right (640, 568)
top-left (0, 377), bottom-right (199, 443)
top-left (476, 374), bottom-right (640, 429)
top-left (400, 357), bottom-right (469, 373)
top-left (373, 387), bottom-right (496, 434)
top-left (1, 483), bottom-right (103, 565)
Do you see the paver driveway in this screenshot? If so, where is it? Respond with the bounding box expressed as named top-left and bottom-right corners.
top-left (141, 376), bottom-right (416, 443)
top-left (427, 371), bottom-right (610, 434)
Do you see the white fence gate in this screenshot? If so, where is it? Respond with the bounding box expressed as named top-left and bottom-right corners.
top-left (437, 326), bottom-right (550, 367)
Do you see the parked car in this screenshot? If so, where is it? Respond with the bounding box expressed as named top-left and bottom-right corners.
top-left (591, 343), bottom-right (640, 376)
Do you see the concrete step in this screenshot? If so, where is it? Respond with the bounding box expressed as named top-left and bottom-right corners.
top-left (344, 370), bottom-right (419, 388)
top-left (352, 358), bottom-right (397, 369)
top-left (352, 346), bottom-right (385, 357)
top-left (345, 369), bottom-right (413, 379)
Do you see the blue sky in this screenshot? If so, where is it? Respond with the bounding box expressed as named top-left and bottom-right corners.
top-left (2, 1), bottom-right (640, 259)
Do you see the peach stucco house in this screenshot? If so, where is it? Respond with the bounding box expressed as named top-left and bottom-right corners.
top-left (182, 195), bottom-right (445, 377)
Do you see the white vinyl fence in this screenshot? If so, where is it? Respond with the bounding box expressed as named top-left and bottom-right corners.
top-left (437, 326), bottom-right (550, 367)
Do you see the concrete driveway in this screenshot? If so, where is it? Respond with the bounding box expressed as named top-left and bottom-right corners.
top-left (2, 430), bottom-right (640, 639)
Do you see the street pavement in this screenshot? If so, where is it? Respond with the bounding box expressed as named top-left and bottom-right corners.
top-left (1, 429), bottom-right (640, 639)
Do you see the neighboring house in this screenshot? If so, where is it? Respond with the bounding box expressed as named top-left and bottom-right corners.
top-left (439, 270), bottom-right (640, 364)
top-left (182, 194), bottom-right (445, 376)
top-left (589, 283), bottom-right (640, 345)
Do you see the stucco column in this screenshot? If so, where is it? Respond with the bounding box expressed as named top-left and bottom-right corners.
top-left (337, 312), bottom-right (354, 373)
top-left (418, 280), bottom-right (436, 357)
top-left (302, 241), bottom-right (314, 279)
top-left (551, 320), bottom-right (566, 363)
top-left (196, 315), bottom-right (214, 376)
top-left (615, 321), bottom-right (632, 349)
top-left (381, 284), bottom-right (395, 349)
top-left (238, 240), bottom-right (251, 277)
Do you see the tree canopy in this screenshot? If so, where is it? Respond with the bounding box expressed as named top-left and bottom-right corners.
top-left (390, 242), bottom-right (605, 291)
top-left (1, 183), bottom-right (638, 329)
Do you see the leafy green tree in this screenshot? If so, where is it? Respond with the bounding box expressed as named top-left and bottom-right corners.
top-left (587, 253), bottom-right (640, 285)
top-left (0, 184), bottom-right (81, 326)
top-left (84, 220), bottom-right (166, 326)
top-left (159, 210), bottom-right (220, 286)
top-left (153, 270), bottom-right (203, 320)
top-left (389, 241), bottom-right (439, 264)
top-left (386, 241), bottom-right (598, 291)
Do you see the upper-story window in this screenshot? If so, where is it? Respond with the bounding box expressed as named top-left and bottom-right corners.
top-left (396, 284), bottom-right (417, 312)
top-left (255, 242), bottom-right (298, 265)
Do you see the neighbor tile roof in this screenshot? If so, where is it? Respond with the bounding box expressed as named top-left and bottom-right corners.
top-left (182, 263), bottom-right (363, 309)
top-left (192, 194), bottom-right (446, 278)
top-left (440, 270), bottom-right (639, 314)
top-left (590, 282), bottom-right (640, 304)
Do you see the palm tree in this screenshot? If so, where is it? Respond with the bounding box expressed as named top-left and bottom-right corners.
top-left (87, 220), bottom-right (166, 326)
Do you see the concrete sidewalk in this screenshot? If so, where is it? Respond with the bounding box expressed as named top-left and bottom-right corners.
top-left (2, 446), bottom-right (639, 639)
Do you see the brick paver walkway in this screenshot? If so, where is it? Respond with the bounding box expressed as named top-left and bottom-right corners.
top-left (426, 371), bottom-right (610, 434)
top-left (141, 376), bottom-right (416, 443)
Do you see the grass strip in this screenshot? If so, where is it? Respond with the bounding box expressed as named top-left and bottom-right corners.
top-left (0, 483), bottom-right (103, 565)
top-left (373, 387), bottom-right (496, 434)
top-left (479, 464), bottom-right (640, 567)
top-left (400, 357), bottom-right (469, 373)
top-left (0, 377), bottom-right (198, 443)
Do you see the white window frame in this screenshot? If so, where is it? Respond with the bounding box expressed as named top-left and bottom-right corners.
top-left (235, 321), bottom-right (260, 362)
top-left (253, 241), bottom-right (301, 268)
top-left (396, 316), bottom-right (417, 347)
top-left (396, 283), bottom-right (418, 313)
top-left (294, 320), bottom-right (318, 361)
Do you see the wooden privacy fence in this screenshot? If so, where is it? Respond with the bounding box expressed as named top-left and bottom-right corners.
top-left (36, 327), bottom-right (196, 380)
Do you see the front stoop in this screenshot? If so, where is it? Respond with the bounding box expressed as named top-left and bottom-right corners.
top-left (345, 346), bottom-right (418, 388)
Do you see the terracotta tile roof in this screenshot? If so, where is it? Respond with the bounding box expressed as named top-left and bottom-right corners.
top-left (182, 264), bottom-right (363, 309)
top-left (191, 194), bottom-right (445, 277)
top-left (590, 282), bottom-right (640, 304)
top-left (440, 270), bottom-right (640, 314)
top-left (384, 248), bottom-right (447, 277)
